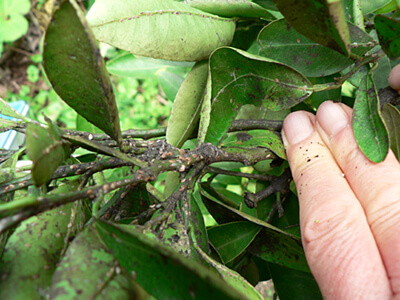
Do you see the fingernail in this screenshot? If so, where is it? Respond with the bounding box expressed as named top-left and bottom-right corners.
top-left (282, 111), bottom-right (314, 145)
top-left (317, 101), bottom-right (349, 136)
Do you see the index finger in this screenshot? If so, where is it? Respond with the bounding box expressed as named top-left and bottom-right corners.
top-left (282, 108), bottom-right (392, 299)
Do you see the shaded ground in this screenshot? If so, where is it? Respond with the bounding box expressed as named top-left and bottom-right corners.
top-left (0, 0), bottom-right (58, 99)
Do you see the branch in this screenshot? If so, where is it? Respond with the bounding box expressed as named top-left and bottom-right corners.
top-left (311, 50), bottom-right (386, 92)
top-left (0, 140), bottom-right (279, 233)
top-left (244, 168), bottom-right (291, 208)
top-left (205, 166), bottom-right (274, 182)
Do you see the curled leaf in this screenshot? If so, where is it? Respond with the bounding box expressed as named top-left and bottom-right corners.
top-left (26, 121), bottom-right (71, 186)
top-left (258, 19), bottom-right (375, 77)
top-left (167, 60), bottom-right (208, 147)
top-left (273, 0), bottom-right (351, 56)
top-left (381, 103), bottom-right (400, 161)
top-left (204, 47), bottom-right (311, 145)
top-left (353, 74), bottom-right (389, 163)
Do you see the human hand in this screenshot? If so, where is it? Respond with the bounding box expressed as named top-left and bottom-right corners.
top-left (282, 80), bottom-right (400, 298)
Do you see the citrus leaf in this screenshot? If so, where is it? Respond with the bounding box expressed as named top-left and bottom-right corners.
top-left (208, 221), bottom-right (261, 264)
top-left (95, 219), bottom-right (249, 299)
top-left (50, 225), bottom-right (140, 299)
top-left (258, 19), bottom-right (375, 77)
top-left (375, 0), bottom-right (398, 13)
top-left (107, 53), bottom-right (193, 78)
top-left (353, 74), bottom-right (389, 163)
top-left (221, 130), bottom-right (286, 159)
top-left (273, 0), bottom-right (351, 56)
top-left (0, 118), bottom-right (20, 133)
top-left (381, 103), bottom-right (400, 161)
top-left (269, 263), bottom-right (322, 300)
top-left (375, 15), bottom-right (400, 59)
top-left (166, 60), bottom-right (208, 148)
top-left (157, 70), bottom-right (184, 101)
top-left (361, 0), bottom-right (392, 14)
top-left (204, 47), bottom-right (311, 145)
top-left (0, 148), bottom-right (24, 185)
top-left (183, 0), bottom-right (276, 19)
top-left (26, 121), bottom-right (71, 186)
top-left (43, 0), bottom-right (122, 143)
top-left (86, 0), bottom-right (236, 62)
top-left (76, 114), bottom-right (104, 134)
top-left (192, 236), bottom-right (264, 300)
top-left (306, 74), bottom-right (342, 109)
top-left (198, 184), bottom-right (309, 272)
top-left (0, 182), bottom-right (82, 299)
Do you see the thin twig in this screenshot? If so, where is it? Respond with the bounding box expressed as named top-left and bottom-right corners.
top-left (205, 166), bottom-right (274, 182)
top-left (244, 168), bottom-right (291, 208)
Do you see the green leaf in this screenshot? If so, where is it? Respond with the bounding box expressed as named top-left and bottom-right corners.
top-left (204, 47), bottom-right (311, 145)
top-left (0, 0), bottom-right (30, 42)
top-left (258, 19), bottom-right (375, 77)
top-left (95, 219), bottom-right (249, 299)
top-left (361, 0), bottom-right (392, 14)
top-left (375, 15), bottom-right (400, 60)
top-left (0, 118), bottom-right (20, 133)
top-left (155, 207), bottom-right (192, 255)
top-left (86, 0), bottom-right (236, 62)
top-left (306, 74), bottom-right (342, 109)
top-left (157, 70), bottom-right (184, 101)
top-left (197, 71), bottom-right (213, 144)
top-left (208, 221), bottom-right (261, 264)
top-left (192, 237), bottom-right (264, 300)
top-left (374, 0), bottom-right (398, 13)
top-left (183, 0), bottom-right (276, 19)
top-left (188, 193), bottom-right (210, 257)
top-left (0, 147), bottom-right (24, 185)
top-left (272, 0), bottom-right (351, 56)
top-left (253, 0), bottom-right (279, 10)
top-left (76, 114), bottom-right (104, 134)
top-left (0, 183), bottom-right (82, 299)
top-left (50, 225), bottom-right (141, 300)
top-left (166, 61), bottom-right (208, 148)
top-left (43, 0), bottom-right (122, 143)
top-left (221, 130), bottom-right (286, 159)
top-left (199, 184), bottom-right (310, 272)
top-left (107, 53), bottom-right (193, 78)
top-left (269, 263), bottom-right (322, 300)
top-left (26, 121), bottom-right (71, 186)
top-left (381, 104), bottom-right (400, 161)
top-left (353, 74), bottom-right (389, 163)
top-left (372, 54), bottom-right (391, 91)
top-left (264, 192), bottom-right (301, 238)
top-left (0, 97), bottom-right (29, 121)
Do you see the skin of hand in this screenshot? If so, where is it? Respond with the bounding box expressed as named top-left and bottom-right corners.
top-left (282, 76), bottom-right (400, 298)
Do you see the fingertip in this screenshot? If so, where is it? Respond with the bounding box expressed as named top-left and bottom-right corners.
top-left (282, 111), bottom-right (315, 146)
top-left (316, 101), bottom-right (351, 137)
